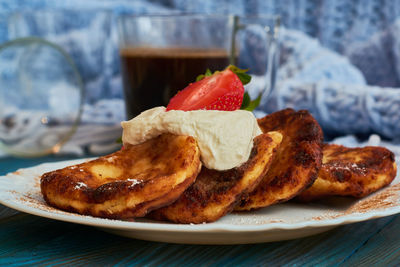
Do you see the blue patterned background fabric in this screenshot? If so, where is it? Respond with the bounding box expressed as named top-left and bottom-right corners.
top-left (1, 0), bottom-right (400, 155)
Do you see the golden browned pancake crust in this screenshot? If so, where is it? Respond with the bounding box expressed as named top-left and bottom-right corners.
top-left (297, 144), bottom-right (397, 201)
top-left (149, 132), bottom-right (282, 223)
top-left (236, 108), bottom-right (323, 211)
top-left (40, 134), bottom-right (201, 219)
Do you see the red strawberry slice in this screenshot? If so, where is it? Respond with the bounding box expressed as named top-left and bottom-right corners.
top-left (166, 68), bottom-right (245, 111)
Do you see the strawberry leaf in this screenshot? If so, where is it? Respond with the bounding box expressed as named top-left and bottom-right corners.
top-left (235, 72), bottom-right (251, 85)
top-left (196, 68), bottom-right (214, 81)
top-left (227, 65), bottom-right (251, 85)
top-left (195, 74), bottom-right (205, 82)
top-left (241, 93), bottom-right (261, 111)
top-left (227, 65), bottom-right (249, 73)
top-left (240, 92), bottom-right (251, 109)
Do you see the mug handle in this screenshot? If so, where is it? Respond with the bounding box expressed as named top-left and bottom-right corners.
top-left (230, 15), bottom-right (280, 102)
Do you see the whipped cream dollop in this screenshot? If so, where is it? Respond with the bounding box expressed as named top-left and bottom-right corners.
top-left (121, 107), bottom-right (262, 170)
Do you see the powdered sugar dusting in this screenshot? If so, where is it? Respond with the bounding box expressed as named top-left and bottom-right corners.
top-left (106, 156), bottom-right (117, 163)
top-left (74, 182), bottom-right (87, 190)
top-left (127, 178), bottom-right (143, 188)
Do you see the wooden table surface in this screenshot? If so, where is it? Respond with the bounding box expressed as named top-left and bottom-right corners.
top-left (1, 156), bottom-right (399, 266)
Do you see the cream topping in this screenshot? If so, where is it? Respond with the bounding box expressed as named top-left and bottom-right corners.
top-left (121, 107), bottom-right (262, 170)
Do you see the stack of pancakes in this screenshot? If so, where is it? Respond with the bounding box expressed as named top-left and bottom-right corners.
top-left (41, 109), bottom-right (397, 223)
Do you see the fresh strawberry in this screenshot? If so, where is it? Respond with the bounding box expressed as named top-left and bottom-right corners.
top-left (166, 65), bottom-right (250, 111)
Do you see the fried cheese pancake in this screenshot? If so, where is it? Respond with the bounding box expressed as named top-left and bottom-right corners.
top-left (297, 144), bottom-right (397, 201)
top-left (41, 134), bottom-right (201, 219)
top-left (236, 108), bottom-right (323, 211)
top-left (149, 132), bottom-right (282, 224)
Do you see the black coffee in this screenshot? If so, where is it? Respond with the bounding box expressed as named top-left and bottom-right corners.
top-left (120, 47), bottom-right (231, 119)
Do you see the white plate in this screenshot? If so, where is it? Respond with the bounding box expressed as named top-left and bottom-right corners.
top-left (0, 158), bottom-right (400, 244)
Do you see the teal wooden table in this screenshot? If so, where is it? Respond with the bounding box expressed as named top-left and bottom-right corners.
top-left (1, 156), bottom-right (399, 266)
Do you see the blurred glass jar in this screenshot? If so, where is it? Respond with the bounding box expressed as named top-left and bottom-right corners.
top-left (0, 37), bottom-right (84, 157)
top-left (8, 10), bottom-right (117, 103)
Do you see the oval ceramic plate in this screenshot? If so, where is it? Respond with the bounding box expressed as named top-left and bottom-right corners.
top-left (0, 158), bottom-right (399, 244)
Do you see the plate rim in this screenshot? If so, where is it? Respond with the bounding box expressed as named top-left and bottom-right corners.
top-left (1, 158), bottom-right (400, 234)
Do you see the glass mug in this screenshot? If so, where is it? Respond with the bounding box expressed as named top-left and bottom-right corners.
top-left (118, 14), bottom-right (280, 119)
